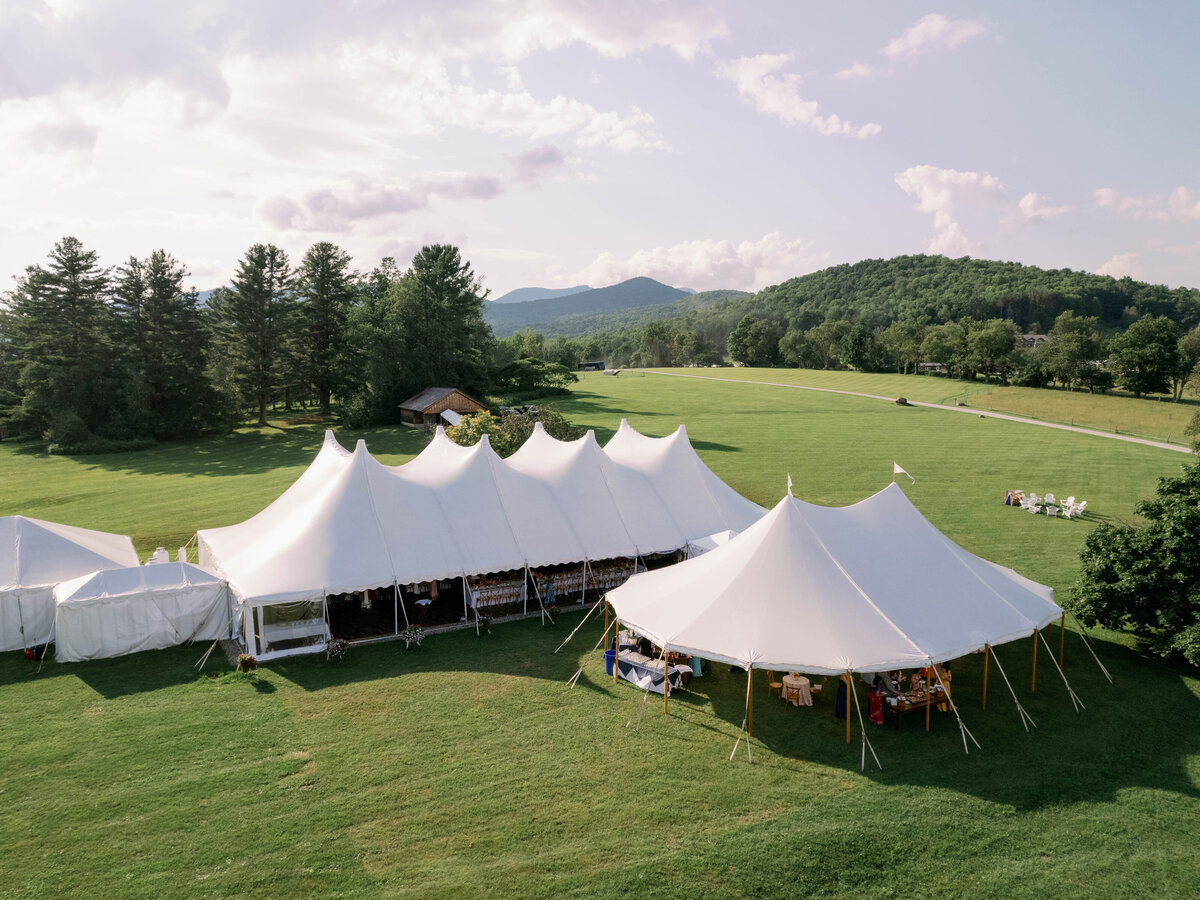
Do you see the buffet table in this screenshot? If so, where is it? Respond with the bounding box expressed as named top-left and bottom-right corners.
top-left (884, 685), bottom-right (953, 727)
top-left (616, 649), bottom-right (689, 695)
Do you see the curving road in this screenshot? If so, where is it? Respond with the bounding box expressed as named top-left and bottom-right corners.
top-left (638, 369), bottom-right (1193, 455)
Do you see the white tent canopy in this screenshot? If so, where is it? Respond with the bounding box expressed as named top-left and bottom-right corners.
top-left (606, 483), bottom-right (1061, 675)
top-left (54, 562), bottom-right (230, 662)
top-left (1, 516), bottom-right (139, 652)
top-left (198, 422), bottom-right (766, 656)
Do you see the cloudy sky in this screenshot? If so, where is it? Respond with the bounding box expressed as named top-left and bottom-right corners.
top-left (2, 0), bottom-right (1198, 298)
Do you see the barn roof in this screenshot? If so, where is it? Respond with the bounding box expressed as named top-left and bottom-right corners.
top-left (398, 387), bottom-right (482, 412)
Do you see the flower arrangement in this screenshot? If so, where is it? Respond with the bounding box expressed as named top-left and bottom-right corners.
top-left (401, 624), bottom-right (424, 649)
top-left (236, 653), bottom-right (258, 673)
top-left (326, 638), bottom-right (350, 662)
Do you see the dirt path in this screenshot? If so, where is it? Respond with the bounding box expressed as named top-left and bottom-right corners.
top-left (639, 370), bottom-right (1193, 455)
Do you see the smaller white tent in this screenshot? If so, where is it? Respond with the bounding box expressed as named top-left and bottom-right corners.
top-left (54, 562), bottom-right (231, 662)
top-left (1, 516), bottom-right (139, 652)
top-left (606, 484), bottom-right (1061, 674)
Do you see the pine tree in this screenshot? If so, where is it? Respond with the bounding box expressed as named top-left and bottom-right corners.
top-left (294, 242), bottom-right (354, 415)
top-left (112, 250), bottom-right (214, 435)
top-left (2, 236), bottom-right (114, 439)
top-left (214, 244), bottom-right (294, 426)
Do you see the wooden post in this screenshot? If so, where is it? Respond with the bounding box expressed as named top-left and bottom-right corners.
top-left (1058, 612), bottom-right (1066, 667)
top-left (982, 644), bottom-right (989, 710)
top-left (664, 652), bottom-right (670, 715)
top-left (748, 665), bottom-right (754, 738)
top-left (925, 665), bottom-right (931, 731)
top-left (604, 603), bottom-right (609, 638)
top-left (845, 672), bottom-right (851, 744)
top-left (613, 619), bottom-right (619, 683)
top-left (1031, 629), bottom-right (1038, 693)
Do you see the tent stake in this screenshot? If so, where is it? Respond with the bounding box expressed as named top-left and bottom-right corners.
top-left (1039, 629), bottom-right (1084, 712)
top-left (1068, 611), bottom-right (1113, 683)
top-left (553, 590), bottom-right (606, 654)
top-left (989, 647), bottom-right (1036, 731)
top-left (566, 618), bottom-right (616, 689)
top-left (982, 644), bottom-right (989, 710)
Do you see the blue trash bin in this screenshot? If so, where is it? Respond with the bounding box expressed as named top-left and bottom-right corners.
top-left (604, 649), bottom-right (616, 676)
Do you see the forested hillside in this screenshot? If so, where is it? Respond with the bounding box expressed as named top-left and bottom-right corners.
top-left (484, 277), bottom-right (689, 336)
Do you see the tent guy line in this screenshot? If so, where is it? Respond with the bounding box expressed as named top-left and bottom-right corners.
top-left (638, 370), bottom-right (1192, 454)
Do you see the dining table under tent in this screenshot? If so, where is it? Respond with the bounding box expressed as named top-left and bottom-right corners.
top-left (53, 561), bottom-right (231, 662)
top-left (197, 423), bottom-right (765, 661)
top-left (1, 516), bottom-right (139, 653)
top-left (603, 482), bottom-right (1086, 768)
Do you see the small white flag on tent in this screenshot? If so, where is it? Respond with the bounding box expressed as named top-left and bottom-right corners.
top-left (893, 462), bottom-right (915, 482)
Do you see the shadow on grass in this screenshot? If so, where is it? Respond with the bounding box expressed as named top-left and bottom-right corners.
top-left (71, 423), bottom-right (430, 479)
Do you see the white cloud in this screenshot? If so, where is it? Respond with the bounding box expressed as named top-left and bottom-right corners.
top-left (882, 14), bottom-right (987, 59)
top-left (573, 233), bottom-right (826, 292)
top-left (1019, 192), bottom-right (1071, 220)
top-left (260, 172), bottom-right (506, 232)
top-left (716, 54), bottom-right (881, 139)
top-left (1094, 186), bottom-right (1200, 222)
top-left (511, 144), bottom-right (567, 183)
top-left (895, 165), bottom-right (1004, 256)
top-left (833, 61), bottom-right (874, 80)
top-left (1096, 253), bottom-right (1140, 279)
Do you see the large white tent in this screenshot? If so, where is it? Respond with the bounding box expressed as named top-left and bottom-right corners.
top-left (1, 516), bottom-right (139, 652)
top-left (54, 562), bottom-right (230, 662)
top-left (198, 422), bottom-right (766, 658)
top-left (605, 483), bottom-right (1061, 674)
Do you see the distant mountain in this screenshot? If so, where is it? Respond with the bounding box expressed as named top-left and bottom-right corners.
top-left (533, 289), bottom-right (751, 338)
top-left (484, 276), bottom-right (692, 337)
top-left (491, 285), bottom-right (590, 304)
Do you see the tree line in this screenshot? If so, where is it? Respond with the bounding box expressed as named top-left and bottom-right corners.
top-left (0, 237), bottom-right (575, 452)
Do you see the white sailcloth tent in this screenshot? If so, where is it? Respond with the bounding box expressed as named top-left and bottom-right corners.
top-left (1, 516), bottom-right (139, 652)
top-left (54, 562), bottom-right (230, 662)
top-left (605, 483), bottom-right (1061, 674)
top-left (198, 422), bottom-right (767, 659)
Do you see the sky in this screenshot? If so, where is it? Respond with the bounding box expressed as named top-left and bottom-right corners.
top-left (2, 0), bottom-right (1199, 299)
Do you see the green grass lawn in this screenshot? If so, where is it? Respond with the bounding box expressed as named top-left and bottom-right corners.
top-left (648, 367), bottom-right (1199, 446)
top-left (1, 372), bottom-right (1198, 898)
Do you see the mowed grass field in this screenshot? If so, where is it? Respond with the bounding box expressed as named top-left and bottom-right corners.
top-left (649, 366), bottom-right (1200, 446)
top-left (1, 371), bottom-right (1199, 899)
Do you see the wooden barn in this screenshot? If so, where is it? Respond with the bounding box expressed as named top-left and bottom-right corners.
top-left (398, 387), bottom-right (488, 427)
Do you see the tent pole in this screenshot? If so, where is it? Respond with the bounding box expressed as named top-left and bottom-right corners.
top-left (845, 671), bottom-right (851, 744)
top-left (982, 644), bottom-right (989, 710)
top-left (396, 581), bottom-right (410, 629)
top-left (462, 577), bottom-right (469, 627)
top-left (748, 665), bottom-right (753, 738)
top-left (1058, 612), bottom-right (1065, 667)
top-left (1031, 629), bottom-right (1038, 692)
top-left (663, 650), bottom-right (669, 715)
top-left (614, 619), bottom-right (620, 683)
top-left (925, 664), bottom-right (931, 732)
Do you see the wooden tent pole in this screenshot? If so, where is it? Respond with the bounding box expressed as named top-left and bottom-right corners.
top-left (982, 644), bottom-right (989, 710)
top-left (604, 602), bottom-right (609, 638)
top-left (1031, 629), bottom-right (1039, 692)
top-left (664, 651), bottom-right (670, 715)
top-left (1058, 612), bottom-right (1066, 667)
top-left (748, 664), bottom-right (754, 738)
top-left (925, 664), bottom-right (931, 731)
top-left (613, 619), bottom-right (619, 683)
top-left (845, 671), bottom-right (851, 744)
